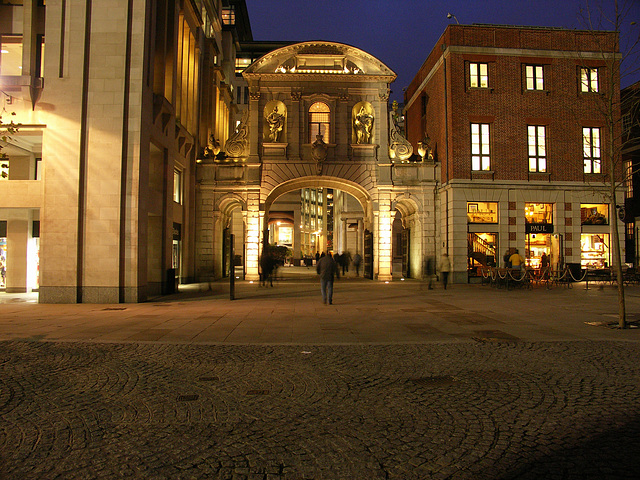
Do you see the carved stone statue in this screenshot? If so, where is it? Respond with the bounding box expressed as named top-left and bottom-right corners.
top-left (354, 106), bottom-right (374, 144)
top-left (203, 134), bottom-right (221, 158)
top-left (265, 106), bottom-right (285, 142)
top-left (311, 134), bottom-right (328, 175)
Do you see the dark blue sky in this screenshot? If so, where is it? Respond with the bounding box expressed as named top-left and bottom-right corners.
top-left (245, 0), bottom-right (640, 103)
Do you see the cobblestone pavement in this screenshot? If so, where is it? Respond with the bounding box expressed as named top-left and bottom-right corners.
top-left (2, 340), bottom-right (640, 479)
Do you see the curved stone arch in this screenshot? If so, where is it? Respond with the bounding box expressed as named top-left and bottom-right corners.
top-left (243, 41), bottom-right (397, 81)
top-left (263, 175), bottom-right (373, 231)
top-left (392, 196), bottom-right (421, 225)
top-left (217, 193), bottom-right (247, 218)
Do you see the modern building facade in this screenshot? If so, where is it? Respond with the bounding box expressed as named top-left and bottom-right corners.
top-left (1, 0), bottom-right (240, 301)
top-left (404, 24), bottom-right (624, 283)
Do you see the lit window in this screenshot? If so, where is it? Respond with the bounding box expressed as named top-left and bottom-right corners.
top-left (528, 125), bottom-right (547, 172)
top-left (525, 203), bottom-right (553, 224)
top-left (625, 160), bottom-right (633, 197)
top-left (525, 65), bottom-right (544, 91)
top-left (467, 202), bottom-right (498, 223)
top-left (581, 204), bottom-right (608, 225)
top-left (222, 6), bottom-right (235, 25)
top-left (173, 169), bottom-right (182, 204)
top-left (469, 63), bottom-right (488, 88)
top-left (583, 127), bottom-right (601, 174)
top-left (471, 123), bottom-right (491, 171)
top-left (235, 57), bottom-right (252, 75)
top-left (0, 35), bottom-right (23, 76)
top-left (580, 67), bottom-right (599, 93)
top-left (309, 102), bottom-right (330, 143)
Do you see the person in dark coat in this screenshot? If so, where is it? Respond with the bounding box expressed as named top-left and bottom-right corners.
top-left (316, 252), bottom-right (338, 304)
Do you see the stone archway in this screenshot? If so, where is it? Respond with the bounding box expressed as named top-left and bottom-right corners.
top-left (242, 176), bottom-right (376, 281)
top-left (392, 196), bottom-right (422, 279)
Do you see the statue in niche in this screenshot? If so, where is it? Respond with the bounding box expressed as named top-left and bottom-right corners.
top-left (354, 106), bottom-right (374, 144)
top-left (265, 106), bottom-right (285, 142)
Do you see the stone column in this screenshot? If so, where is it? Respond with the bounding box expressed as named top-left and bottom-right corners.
top-left (245, 193), bottom-right (261, 281)
top-left (341, 218), bottom-right (348, 253)
top-left (357, 219), bottom-right (363, 255)
top-left (377, 197), bottom-right (393, 281)
top-left (6, 215), bottom-right (29, 293)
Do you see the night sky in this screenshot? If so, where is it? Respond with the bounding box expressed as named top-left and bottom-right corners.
top-left (245, 0), bottom-right (640, 103)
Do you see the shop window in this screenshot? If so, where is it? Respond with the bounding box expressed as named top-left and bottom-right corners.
top-left (581, 234), bottom-right (609, 268)
top-left (525, 65), bottom-right (544, 91)
top-left (580, 67), bottom-right (599, 93)
top-left (173, 169), bottom-right (182, 204)
top-left (469, 63), bottom-right (488, 89)
top-left (468, 232), bottom-right (497, 272)
top-left (525, 203), bottom-right (553, 224)
top-left (0, 35), bottom-right (22, 76)
top-left (471, 123), bottom-right (491, 171)
top-left (581, 204), bottom-right (609, 225)
top-left (582, 127), bottom-right (601, 174)
top-left (309, 102), bottom-right (330, 143)
top-left (467, 202), bottom-right (498, 223)
top-left (527, 125), bottom-right (546, 172)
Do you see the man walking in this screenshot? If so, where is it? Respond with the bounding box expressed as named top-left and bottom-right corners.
top-left (316, 252), bottom-right (338, 305)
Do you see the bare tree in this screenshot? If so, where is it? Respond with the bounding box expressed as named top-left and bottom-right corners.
top-left (0, 93), bottom-right (19, 179)
top-left (579, 0), bottom-right (640, 328)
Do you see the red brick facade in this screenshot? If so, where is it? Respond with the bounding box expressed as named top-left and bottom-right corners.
top-left (405, 25), bottom-right (621, 184)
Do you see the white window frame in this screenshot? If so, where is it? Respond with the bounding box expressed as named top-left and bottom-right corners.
top-left (173, 168), bottom-right (183, 204)
top-left (580, 67), bottom-right (599, 93)
top-left (527, 125), bottom-right (547, 172)
top-left (583, 127), bottom-right (601, 174)
top-left (471, 123), bottom-right (491, 171)
top-left (469, 62), bottom-right (488, 89)
top-left (525, 65), bottom-right (544, 91)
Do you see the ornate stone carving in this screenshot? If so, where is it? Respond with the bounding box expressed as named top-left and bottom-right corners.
top-left (388, 111), bottom-right (413, 161)
top-left (249, 86), bottom-right (261, 101)
top-left (417, 135), bottom-right (435, 162)
top-left (379, 88), bottom-right (390, 102)
top-left (203, 134), bottom-right (221, 158)
top-left (224, 110), bottom-right (249, 158)
top-left (311, 134), bottom-right (328, 175)
top-left (291, 91), bottom-right (302, 101)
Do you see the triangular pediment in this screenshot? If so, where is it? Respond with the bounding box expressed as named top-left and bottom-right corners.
top-left (243, 41), bottom-right (396, 81)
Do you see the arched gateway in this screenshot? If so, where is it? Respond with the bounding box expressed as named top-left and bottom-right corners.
top-left (195, 42), bottom-right (440, 282)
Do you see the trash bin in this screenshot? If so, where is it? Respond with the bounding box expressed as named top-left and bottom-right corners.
top-left (165, 268), bottom-right (177, 294)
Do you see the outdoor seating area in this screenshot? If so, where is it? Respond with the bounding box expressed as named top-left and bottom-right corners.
top-left (479, 266), bottom-right (589, 290)
top-left (479, 265), bottom-right (640, 290)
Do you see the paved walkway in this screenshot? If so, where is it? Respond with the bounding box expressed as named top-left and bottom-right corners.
top-left (1, 271), bottom-right (640, 479)
top-left (1, 268), bottom-right (640, 344)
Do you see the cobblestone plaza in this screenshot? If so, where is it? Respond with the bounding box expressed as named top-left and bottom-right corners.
top-left (1, 276), bottom-right (640, 479)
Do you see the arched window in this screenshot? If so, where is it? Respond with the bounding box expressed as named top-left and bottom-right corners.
top-left (309, 102), bottom-right (330, 143)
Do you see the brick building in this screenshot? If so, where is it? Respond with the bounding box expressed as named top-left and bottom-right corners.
top-left (404, 24), bottom-right (624, 283)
